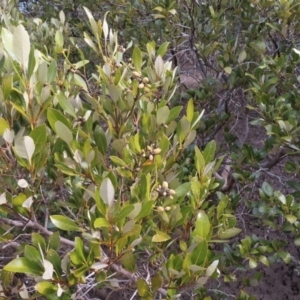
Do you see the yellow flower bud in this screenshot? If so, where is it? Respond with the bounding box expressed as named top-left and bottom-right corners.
top-left (157, 206), bottom-right (165, 212)
top-left (153, 148), bottom-right (161, 155)
top-left (142, 77), bottom-right (149, 84)
top-left (138, 83), bottom-right (145, 89)
top-left (162, 181), bottom-right (168, 189)
top-left (169, 189), bottom-right (176, 195)
top-left (132, 71), bottom-right (141, 77)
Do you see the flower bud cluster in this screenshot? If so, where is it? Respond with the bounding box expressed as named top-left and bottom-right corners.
top-left (131, 71), bottom-right (150, 90)
top-left (156, 181), bottom-right (176, 199)
top-left (141, 144), bottom-right (161, 161)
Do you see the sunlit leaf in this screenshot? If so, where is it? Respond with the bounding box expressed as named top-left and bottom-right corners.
top-left (55, 121), bottom-right (73, 144)
top-left (206, 260), bottom-right (219, 277)
top-left (13, 25), bottom-right (30, 69)
top-left (15, 136), bottom-right (35, 164)
top-left (50, 215), bottom-right (80, 231)
top-left (152, 231), bottom-right (171, 242)
top-left (100, 177), bottom-right (115, 207)
top-left (42, 259), bottom-right (54, 280)
top-left (218, 228), bottom-right (242, 239)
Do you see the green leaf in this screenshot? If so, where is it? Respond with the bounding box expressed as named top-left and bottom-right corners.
top-left (192, 211), bottom-right (211, 239)
top-left (35, 281), bottom-right (57, 295)
top-left (42, 259), bottom-right (54, 280)
top-left (294, 237), bottom-right (300, 247)
top-left (195, 146), bottom-right (205, 174)
top-left (13, 24), bottom-right (30, 69)
top-left (94, 125), bottom-right (107, 155)
top-left (167, 106), bottom-right (182, 123)
top-left (155, 55), bottom-right (164, 77)
top-left (108, 84), bottom-right (122, 102)
top-left (56, 91), bottom-right (76, 117)
top-left (48, 60), bottom-right (57, 82)
top-left (1, 28), bottom-right (15, 60)
top-left (0, 117), bottom-right (10, 135)
top-left (83, 6), bottom-right (97, 35)
top-left (285, 161), bottom-right (297, 173)
top-left (32, 143), bottom-right (49, 173)
top-left (94, 217), bottom-right (110, 228)
top-left (74, 237), bottom-right (87, 264)
top-left (203, 140), bottom-right (216, 163)
top-left (29, 125), bottom-right (47, 154)
top-left (4, 258), bottom-right (43, 275)
top-left (157, 42), bottom-right (170, 57)
top-left (55, 30), bottom-right (64, 53)
top-left (206, 260), bottom-right (219, 277)
top-left (47, 108), bottom-right (70, 132)
top-left (1, 269), bottom-right (14, 288)
top-left (262, 181), bottom-right (273, 197)
top-left (137, 278), bottom-right (151, 297)
top-left (151, 274), bottom-right (162, 292)
top-left (152, 231), bottom-right (171, 242)
top-left (186, 99), bottom-right (194, 122)
top-left (27, 45), bottom-right (35, 79)
top-left (157, 106), bottom-right (170, 125)
top-left (117, 205), bottom-right (135, 221)
top-left (110, 156), bottom-right (127, 167)
top-left (121, 252), bottom-right (136, 272)
top-left (174, 183), bottom-right (191, 199)
top-left (250, 40), bottom-right (266, 55)
top-left (24, 245), bottom-right (42, 265)
top-left (136, 200), bottom-right (153, 220)
top-left (132, 47), bottom-right (142, 72)
top-left (224, 66), bottom-right (232, 74)
top-left (285, 214), bottom-right (297, 224)
top-left (55, 121), bottom-right (73, 144)
top-left (32, 233), bottom-right (46, 252)
top-left (274, 190), bottom-right (286, 204)
top-left (191, 240), bottom-right (207, 266)
top-left (48, 232), bottom-right (60, 251)
top-left (73, 73), bottom-right (88, 91)
top-left (127, 203), bottom-right (142, 219)
top-left (249, 258), bottom-right (257, 269)
top-left (218, 228), bottom-right (242, 239)
top-left (50, 215), bottom-right (81, 231)
top-left (100, 178), bottom-right (115, 207)
top-left (238, 50), bottom-right (247, 63)
top-left (116, 167), bottom-right (132, 178)
top-left (258, 255), bottom-right (269, 267)
top-left (14, 136), bottom-right (35, 164)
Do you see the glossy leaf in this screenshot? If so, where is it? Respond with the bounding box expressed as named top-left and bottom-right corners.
top-left (132, 47), bottom-right (142, 72)
top-left (13, 25), bottom-right (30, 69)
top-left (94, 217), bottom-right (110, 228)
top-left (152, 231), bottom-right (171, 242)
top-left (48, 232), bottom-right (60, 251)
top-left (192, 211), bottom-right (211, 239)
top-left (4, 258), bottom-right (43, 275)
top-left (50, 215), bottom-right (81, 231)
top-left (218, 228), bottom-right (242, 239)
top-left (29, 125), bottom-right (47, 154)
top-left (35, 281), bottom-right (57, 295)
top-left (100, 177), bottom-right (115, 207)
top-left (15, 136), bottom-right (35, 164)
top-left (56, 91), bottom-right (76, 117)
top-left (55, 121), bottom-right (73, 144)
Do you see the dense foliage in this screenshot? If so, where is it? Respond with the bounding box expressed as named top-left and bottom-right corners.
top-left (0, 0), bottom-right (300, 299)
